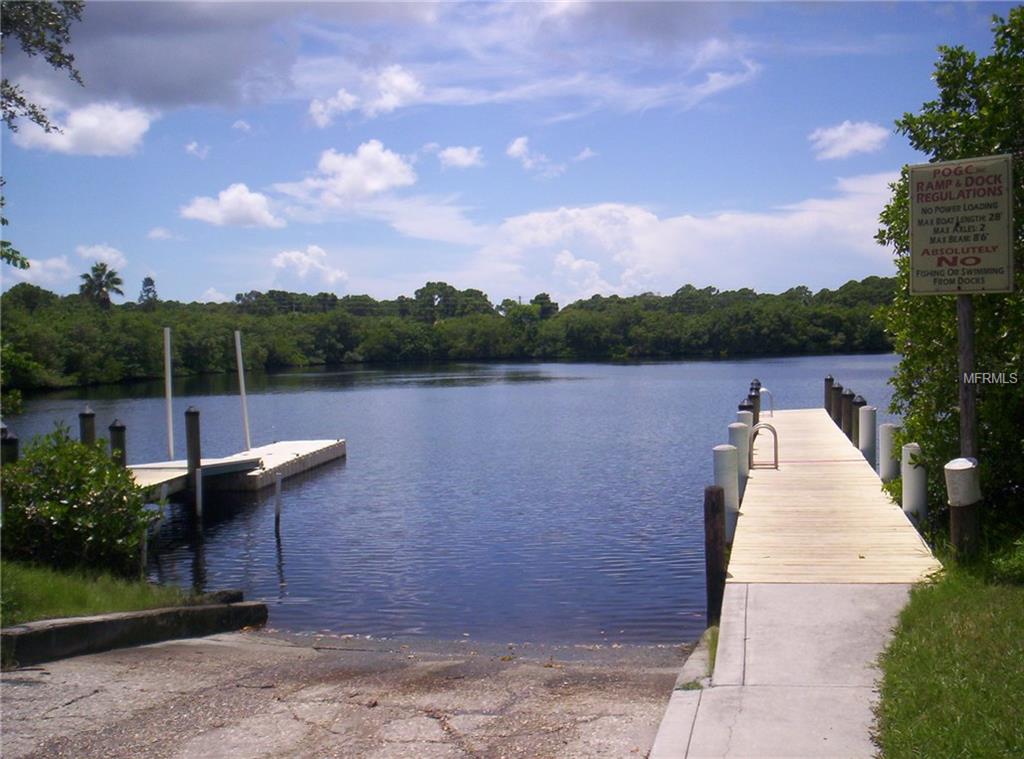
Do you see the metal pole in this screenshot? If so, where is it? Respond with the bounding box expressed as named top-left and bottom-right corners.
top-left (957, 295), bottom-right (977, 458)
top-left (234, 330), bottom-right (252, 451)
top-left (164, 327), bottom-right (174, 459)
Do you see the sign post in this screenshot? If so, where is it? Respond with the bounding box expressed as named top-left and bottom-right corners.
top-left (908, 154), bottom-right (1013, 457)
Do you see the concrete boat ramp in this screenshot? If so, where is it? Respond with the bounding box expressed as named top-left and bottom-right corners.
top-left (651, 409), bottom-right (941, 758)
top-left (129, 439), bottom-right (346, 496)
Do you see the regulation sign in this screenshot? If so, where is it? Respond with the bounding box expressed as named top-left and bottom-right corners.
top-left (909, 154), bottom-right (1014, 295)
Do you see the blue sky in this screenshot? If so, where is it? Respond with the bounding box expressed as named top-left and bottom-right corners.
top-left (1, 1), bottom-right (1013, 307)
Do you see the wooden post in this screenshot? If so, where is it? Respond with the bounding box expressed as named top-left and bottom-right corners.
top-left (185, 406), bottom-right (201, 490)
top-left (840, 389), bottom-right (855, 440)
top-left (945, 457), bottom-right (981, 560)
top-left (738, 398), bottom-right (754, 419)
top-left (79, 405), bottom-right (96, 445)
top-left (957, 296), bottom-right (977, 459)
top-left (747, 390), bottom-right (760, 426)
top-left (704, 485), bottom-right (726, 627)
top-left (164, 327), bottom-right (174, 459)
top-left (0, 424), bottom-right (18, 465)
top-left (851, 395), bottom-right (866, 447)
top-left (824, 375), bottom-right (834, 415)
top-left (830, 383), bottom-right (843, 425)
top-left (195, 467), bottom-right (203, 519)
top-left (109, 419), bottom-right (127, 467)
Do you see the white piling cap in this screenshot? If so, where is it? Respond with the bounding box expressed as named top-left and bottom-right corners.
top-left (728, 422), bottom-right (749, 431)
top-left (944, 457), bottom-right (982, 507)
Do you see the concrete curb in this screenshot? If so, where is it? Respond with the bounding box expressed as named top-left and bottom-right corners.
top-left (649, 628), bottom-right (715, 759)
top-left (1, 601), bottom-right (268, 668)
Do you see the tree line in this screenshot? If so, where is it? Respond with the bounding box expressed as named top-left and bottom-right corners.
top-left (1, 275), bottom-right (895, 401)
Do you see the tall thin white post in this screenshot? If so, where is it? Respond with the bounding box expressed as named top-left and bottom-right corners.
top-left (163, 327), bottom-right (174, 459)
top-left (234, 330), bottom-right (252, 451)
top-left (858, 406), bottom-right (877, 470)
top-left (728, 422), bottom-right (750, 501)
top-left (901, 443), bottom-right (926, 521)
top-left (879, 423), bottom-right (899, 483)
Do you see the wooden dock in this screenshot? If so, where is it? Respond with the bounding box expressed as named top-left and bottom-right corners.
top-left (730, 409), bottom-right (941, 583)
top-left (129, 439), bottom-right (346, 496)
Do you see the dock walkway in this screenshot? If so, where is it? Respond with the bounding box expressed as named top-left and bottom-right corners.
top-left (652, 408), bottom-right (941, 758)
top-left (129, 439), bottom-right (346, 496)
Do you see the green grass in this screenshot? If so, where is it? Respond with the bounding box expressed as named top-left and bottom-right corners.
top-left (875, 568), bottom-right (1024, 758)
top-left (1, 560), bottom-right (188, 627)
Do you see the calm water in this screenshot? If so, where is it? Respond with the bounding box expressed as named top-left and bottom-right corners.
top-left (14, 354), bottom-right (898, 645)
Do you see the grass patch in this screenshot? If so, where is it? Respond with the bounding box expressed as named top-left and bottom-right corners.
top-left (875, 568), bottom-right (1024, 758)
top-left (1, 561), bottom-right (188, 627)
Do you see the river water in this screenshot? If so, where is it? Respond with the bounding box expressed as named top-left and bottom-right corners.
top-left (14, 354), bottom-right (898, 645)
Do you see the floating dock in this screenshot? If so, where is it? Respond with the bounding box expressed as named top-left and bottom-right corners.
top-left (129, 439), bottom-right (346, 496)
top-left (652, 407), bottom-right (942, 758)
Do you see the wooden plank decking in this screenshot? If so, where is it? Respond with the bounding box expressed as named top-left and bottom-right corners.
top-left (728, 409), bottom-right (941, 584)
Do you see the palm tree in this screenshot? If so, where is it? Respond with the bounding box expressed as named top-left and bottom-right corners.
top-left (79, 262), bottom-right (124, 308)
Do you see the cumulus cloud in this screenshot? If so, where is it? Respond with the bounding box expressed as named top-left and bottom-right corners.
top-left (438, 145), bottom-right (483, 168)
top-left (180, 183), bottom-right (286, 228)
top-left (506, 136), bottom-right (564, 177)
top-left (309, 88), bottom-right (358, 128)
top-left (808, 120), bottom-right (890, 160)
top-left (553, 249), bottom-right (614, 297)
top-left (274, 140), bottom-right (416, 206)
top-left (11, 101), bottom-right (153, 156)
top-left (185, 140), bottom-right (210, 159)
top-left (76, 243), bottom-right (127, 269)
top-left (7, 256), bottom-right (74, 287)
top-left (272, 244), bottom-right (347, 285)
top-left (200, 287), bottom-right (230, 303)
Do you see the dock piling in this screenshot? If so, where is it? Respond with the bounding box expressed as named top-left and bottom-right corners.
top-left (747, 390), bottom-right (760, 426)
top-left (830, 383), bottom-right (843, 425)
top-left (79, 406), bottom-right (96, 445)
top-left (109, 419), bottom-right (126, 467)
top-left (945, 458), bottom-right (981, 559)
top-left (858, 406), bottom-right (877, 469)
top-left (824, 375), bottom-right (834, 416)
top-left (729, 422), bottom-right (750, 501)
top-left (713, 444), bottom-right (740, 544)
top-left (186, 407), bottom-right (202, 505)
top-left (851, 395), bottom-right (866, 446)
top-left (703, 485), bottom-right (726, 627)
top-left (1, 424), bottom-right (18, 465)
top-left (879, 423), bottom-right (899, 482)
top-left (840, 389), bottom-right (855, 440)
top-left (901, 443), bottom-right (927, 522)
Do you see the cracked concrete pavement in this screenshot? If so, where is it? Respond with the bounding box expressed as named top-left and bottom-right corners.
top-left (1, 630), bottom-right (687, 758)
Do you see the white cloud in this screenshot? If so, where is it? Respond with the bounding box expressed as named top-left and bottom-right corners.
top-left (231, 120), bottom-right (251, 132)
top-left (573, 147), bottom-right (597, 162)
top-left (272, 244), bottom-right (347, 285)
top-left (808, 120), bottom-right (890, 160)
top-left (274, 140), bottom-right (416, 206)
top-left (147, 227), bottom-right (174, 240)
top-left (553, 249), bottom-right (614, 298)
top-left (185, 141), bottom-right (210, 159)
top-left (7, 256), bottom-right (73, 287)
top-left (11, 101), bottom-right (153, 156)
top-left (200, 287), bottom-right (230, 303)
top-left (76, 243), bottom-right (127, 269)
top-left (506, 136), bottom-right (564, 177)
top-left (438, 145), bottom-right (483, 168)
top-left (364, 65), bottom-right (424, 116)
top-left (180, 183), bottom-right (286, 228)
top-left (309, 88), bottom-right (358, 128)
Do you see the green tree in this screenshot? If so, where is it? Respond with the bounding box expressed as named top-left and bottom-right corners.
top-left (138, 276), bottom-right (158, 309)
top-left (876, 9), bottom-right (1024, 531)
top-left (0, 0), bottom-right (85, 270)
top-left (79, 262), bottom-right (125, 308)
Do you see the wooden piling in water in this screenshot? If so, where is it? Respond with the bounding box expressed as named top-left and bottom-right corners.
top-left (829, 383), bottom-right (843, 425)
top-left (109, 419), bottom-right (126, 467)
top-left (824, 375), bottom-right (834, 416)
top-left (1, 424), bottom-right (18, 465)
top-left (79, 406), bottom-right (96, 445)
top-left (851, 395), bottom-right (866, 446)
top-left (841, 388), bottom-right (854, 440)
top-left (703, 485), bottom-right (726, 627)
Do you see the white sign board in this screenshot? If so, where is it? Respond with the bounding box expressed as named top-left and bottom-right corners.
top-left (909, 154), bottom-right (1014, 295)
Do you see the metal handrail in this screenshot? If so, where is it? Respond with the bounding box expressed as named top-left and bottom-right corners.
top-left (759, 388), bottom-right (774, 417)
top-left (749, 422), bottom-right (779, 470)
